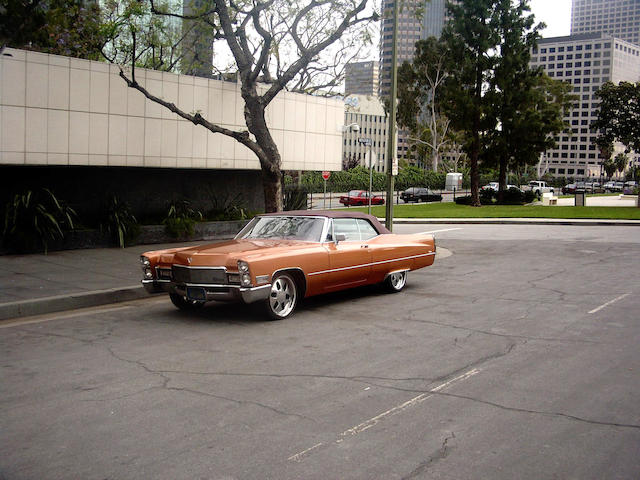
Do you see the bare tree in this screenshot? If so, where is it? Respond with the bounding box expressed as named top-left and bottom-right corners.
top-left (397, 37), bottom-right (451, 172)
top-left (106, 0), bottom-right (378, 212)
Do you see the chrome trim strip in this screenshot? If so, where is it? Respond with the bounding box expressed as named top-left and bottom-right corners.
top-left (307, 251), bottom-right (436, 276)
top-left (172, 265), bottom-right (227, 271)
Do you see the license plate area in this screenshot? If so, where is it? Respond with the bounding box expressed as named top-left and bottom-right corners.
top-left (186, 287), bottom-right (206, 301)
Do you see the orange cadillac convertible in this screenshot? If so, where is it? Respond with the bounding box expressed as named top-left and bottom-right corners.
top-left (140, 211), bottom-right (436, 319)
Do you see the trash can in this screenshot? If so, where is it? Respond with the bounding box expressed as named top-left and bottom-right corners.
top-left (575, 189), bottom-right (586, 206)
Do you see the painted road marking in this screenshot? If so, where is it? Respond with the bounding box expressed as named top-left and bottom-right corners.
top-left (288, 368), bottom-right (480, 462)
top-left (588, 293), bottom-right (631, 314)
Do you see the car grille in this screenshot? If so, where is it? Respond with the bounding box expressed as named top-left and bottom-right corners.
top-left (172, 265), bottom-right (227, 284)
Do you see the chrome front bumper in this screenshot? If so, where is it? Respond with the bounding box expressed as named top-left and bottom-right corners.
top-left (142, 279), bottom-right (271, 304)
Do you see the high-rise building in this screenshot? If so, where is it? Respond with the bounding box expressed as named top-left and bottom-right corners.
top-left (345, 61), bottom-right (379, 96)
top-left (379, 0), bottom-right (448, 97)
top-left (181, 0), bottom-right (214, 77)
top-left (571, 0), bottom-right (640, 47)
top-left (378, 0), bottom-right (449, 166)
top-left (530, 33), bottom-right (640, 179)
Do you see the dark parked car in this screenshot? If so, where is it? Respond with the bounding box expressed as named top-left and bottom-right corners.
top-left (400, 187), bottom-right (443, 203)
top-left (562, 183), bottom-right (577, 194)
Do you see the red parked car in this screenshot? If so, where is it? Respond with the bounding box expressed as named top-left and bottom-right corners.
top-left (339, 190), bottom-right (385, 206)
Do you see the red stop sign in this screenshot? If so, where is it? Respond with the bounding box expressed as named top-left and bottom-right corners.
top-left (322, 171), bottom-right (331, 180)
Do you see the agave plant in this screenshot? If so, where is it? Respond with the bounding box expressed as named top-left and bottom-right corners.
top-left (163, 200), bottom-right (203, 238)
top-left (2, 189), bottom-right (76, 254)
top-left (103, 195), bottom-right (138, 248)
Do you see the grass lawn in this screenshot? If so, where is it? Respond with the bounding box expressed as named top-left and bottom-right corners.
top-left (346, 203), bottom-right (640, 220)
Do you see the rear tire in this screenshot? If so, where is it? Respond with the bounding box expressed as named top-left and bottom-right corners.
top-left (385, 271), bottom-right (407, 293)
top-left (265, 273), bottom-right (298, 320)
top-left (170, 293), bottom-right (205, 311)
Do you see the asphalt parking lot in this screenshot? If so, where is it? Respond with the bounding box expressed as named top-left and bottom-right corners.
top-left (1, 224), bottom-right (639, 480)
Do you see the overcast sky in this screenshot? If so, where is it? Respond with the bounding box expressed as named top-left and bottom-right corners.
top-left (529, 0), bottom-right (572, 38)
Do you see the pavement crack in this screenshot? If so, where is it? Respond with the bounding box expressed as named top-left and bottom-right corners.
top-left (102, 347), bottom-right (314, 421)
top-left (150, 370), bottom-right (436, 384)
top-left (164, 386), bottom-right (314, 421)
top-left (404, 317), bottom-right (601, 344)
top-left (358, 381), bottom-right (640, 431)
top-left (437, 391), bottom-right (640, 430)
top-left (401, 432), bottom-right (456, 480)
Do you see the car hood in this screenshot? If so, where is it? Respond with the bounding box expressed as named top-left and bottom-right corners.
top-left (166, 238), bottom-right (316, 267)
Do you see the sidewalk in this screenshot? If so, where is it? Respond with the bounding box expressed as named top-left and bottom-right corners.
top-left (1, 218), bottom-right (639, 321)
top-left (0, 240), bottom-right (205, 321)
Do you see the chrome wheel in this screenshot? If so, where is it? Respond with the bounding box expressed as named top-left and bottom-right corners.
top-left (266, 273), bottom-right (297, 319)
top-left (386, 271), bottom-right (407, 292)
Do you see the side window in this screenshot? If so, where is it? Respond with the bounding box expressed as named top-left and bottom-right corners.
top-left (357, 219), bottom-right (378, 240)
top-left (333, 218), bottom-right (361, 241)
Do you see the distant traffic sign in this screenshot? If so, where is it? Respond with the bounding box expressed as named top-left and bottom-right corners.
top-left (322, 171), bottom-right (331, 180)
top-left (358, 137), bottom-right (372, 146)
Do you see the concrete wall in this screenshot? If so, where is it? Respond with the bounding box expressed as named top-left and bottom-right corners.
top-left (0, 48), bottom-right (344, 172)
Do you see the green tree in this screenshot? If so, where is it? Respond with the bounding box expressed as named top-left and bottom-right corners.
top-left (614, 153), bottom-right (628, 178)
top-left (110, 0), bottom-right (379, 213)
top-left (484, 0), bottom-right (573, 202)
top-left (592, 81), bottom-right (640, 154)
top-left (591, 81), bottom-right (640, 203)
top-left (602, 158), bottom-right (617, 179)
top-left (1, 0), bottom-right (107, 59)
top-left (441, 0), bottom-right (500, 206)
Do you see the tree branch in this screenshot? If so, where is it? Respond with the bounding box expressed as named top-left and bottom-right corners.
top-left (118, 68), bottom-right (263, 158)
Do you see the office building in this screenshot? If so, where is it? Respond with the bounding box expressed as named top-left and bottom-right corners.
top-left (345, 61), bottom-right (379, 96)
top-left (530, 33), bottom-right (640, 179)
top-left (571, 0), bottom-right (640, 47)
top-left (342, 96), bottom-right (389, 173)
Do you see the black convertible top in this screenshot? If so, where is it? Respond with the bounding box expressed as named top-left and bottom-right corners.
top-left (261, 210), bottom-right (391, 234)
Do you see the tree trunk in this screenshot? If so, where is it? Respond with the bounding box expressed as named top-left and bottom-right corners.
top-left (242, 91), bottom-right (284, 212)
top-left (262, 169), bottom-right (283, 212)
top-left (498, 154), bottom-right (507, 204)
top-left (470, 139), bottom-right (480, 207)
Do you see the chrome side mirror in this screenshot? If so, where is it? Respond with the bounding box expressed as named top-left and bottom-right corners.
top-left (335, 234), bottom-right (346, 244)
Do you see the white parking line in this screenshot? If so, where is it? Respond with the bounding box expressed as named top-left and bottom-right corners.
top-left (588, 293), bottom-right (631, 314)
top-left (288, 368), bottom-right (480, 462)
top-left (416, 228), bottom-right (463, 235)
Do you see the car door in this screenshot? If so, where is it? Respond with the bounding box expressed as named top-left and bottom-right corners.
top-left (322, 218), bottom-right (371, 291)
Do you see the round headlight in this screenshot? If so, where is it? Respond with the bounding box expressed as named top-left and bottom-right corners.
top-left (241, 273), bottom-right (251, 286)
top-left (238, 261), bottom-right (249, 273)
top-left (144, 269), bottom-right (153, 279)
top-left (140, 256), bottom-right (150, 267)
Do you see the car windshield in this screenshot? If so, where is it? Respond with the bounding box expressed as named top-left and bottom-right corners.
top-left (236, 216), bottom-right (325, 241)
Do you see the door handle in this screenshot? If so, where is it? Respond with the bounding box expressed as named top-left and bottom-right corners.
top-left (361, 244), bottom-right (369, 248)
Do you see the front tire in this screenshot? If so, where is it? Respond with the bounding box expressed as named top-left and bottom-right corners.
top-left (170, 293), bottom-right (205, 311)
top-left (385, 271), bottom-right (407, 293)
top-left (265, 273), bottom-right (298, 320)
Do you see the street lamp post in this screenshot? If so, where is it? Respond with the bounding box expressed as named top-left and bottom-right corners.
top-left (384, 0), bottom-right (399, 231)
top-left (358, 137), bottom-right (374, 214)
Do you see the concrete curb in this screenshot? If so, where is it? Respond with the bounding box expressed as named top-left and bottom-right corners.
top-left (0, 285), bottom-right (151, 321)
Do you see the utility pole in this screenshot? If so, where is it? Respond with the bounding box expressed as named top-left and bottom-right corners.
top-left (384, 0), bottom-right (399, 231)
